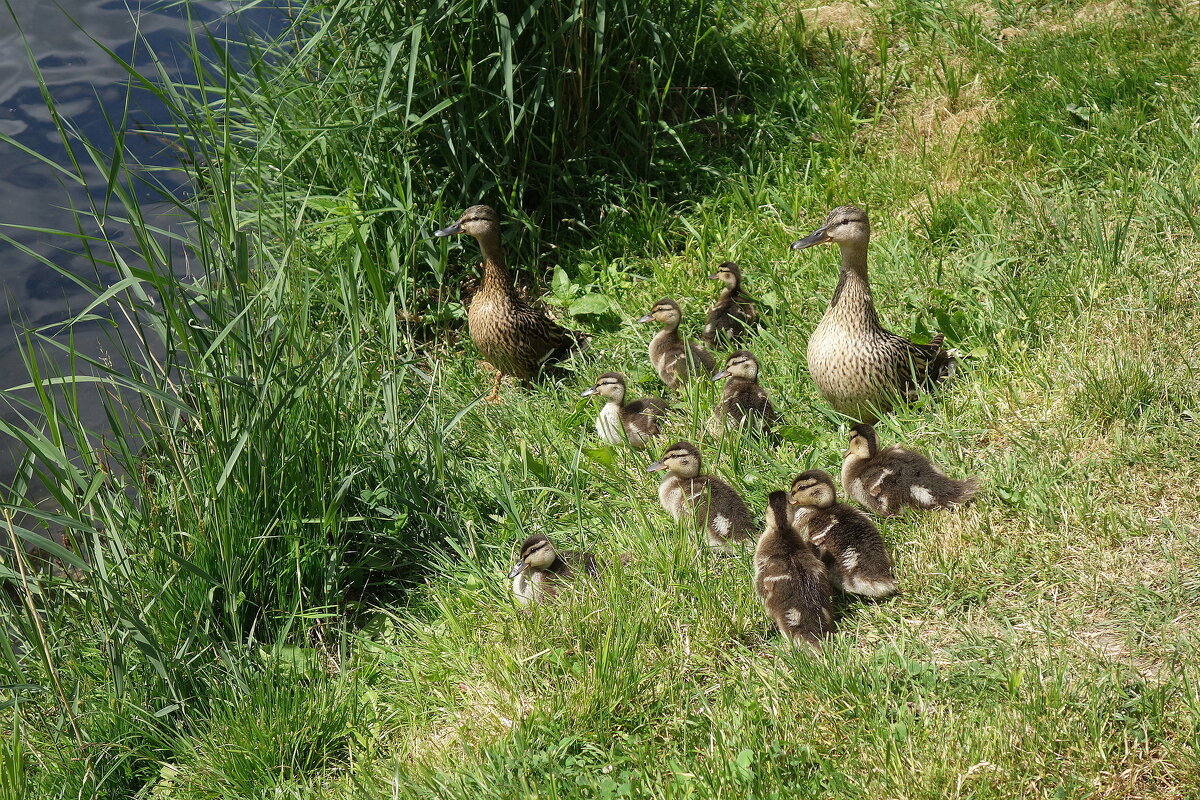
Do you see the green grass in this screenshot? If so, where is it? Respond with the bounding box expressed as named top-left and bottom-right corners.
top-left (4, 0), bottom-right (1200, 797)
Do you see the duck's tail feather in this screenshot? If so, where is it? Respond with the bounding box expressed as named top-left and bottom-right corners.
top-left (918, 333), bottom-right (957, 387)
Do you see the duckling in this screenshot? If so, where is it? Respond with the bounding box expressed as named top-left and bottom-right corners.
top-left (647, 441), bottom-right (755, 550)
top-left (789, 470), bottom-right (897, 598)
top-left (638, 298), bottom-right (717, 390)
top-left (712, 350), bottom-right (782, 434)
top-left (702, 261), bottom-right (758, 348)
top-left (435, 205), bottom-right (588, 402)
top-left (842, 423), bottom-right (979, 516)
top-left (791, 206), bottom-right (956, 422)
top-left (755, 490), bottom-right (833, 648)
top-left (580, 372), bottom-right (671, 450)
top-left (507, 533), bottom-right (601, 606)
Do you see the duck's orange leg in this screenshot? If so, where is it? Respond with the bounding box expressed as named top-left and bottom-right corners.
top-left (484, 370), bottom-right (503, 404)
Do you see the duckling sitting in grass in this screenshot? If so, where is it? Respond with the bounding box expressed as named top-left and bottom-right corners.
top-left (702, 261), bottom-right (758, 348)
top-left (842, 423), bottom-right (980, 516)
top-left (712, 350), bottom-right (782, 435)
top-left (755, 490), bottom-right (833, 649)
top-left (647, 441), bottom-right (755, 551)
top-left (581, 372), bottom-right (671, 451)
top-left (638, 298), bottom-right (717, 390)
top-left (789, 470), bottom-right (897, 598)
top-left (508, 533), bottom-right (601, 606)
top-left (435, 205), bottom-right (589, 402)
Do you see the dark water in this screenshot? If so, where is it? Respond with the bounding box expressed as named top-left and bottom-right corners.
top-left (0, 0), bottom-right (286, 487)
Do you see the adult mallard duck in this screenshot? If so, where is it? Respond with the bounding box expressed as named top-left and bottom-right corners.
top-left (702, 261), bottom-right (758, 348)
top-left (842, 423), bottom-right (979, 516)
top-left (435, 205), bottom-right (588, 402)
top-left (791, 206), bottom-right (955, 422)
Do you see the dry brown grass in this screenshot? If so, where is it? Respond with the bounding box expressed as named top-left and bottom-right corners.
top-left (799, 1), bottom-right (871, 36)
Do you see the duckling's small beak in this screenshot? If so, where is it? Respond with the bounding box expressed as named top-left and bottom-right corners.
top-left (580, 387), bottom-right (599, 397)
top-left (791, 226), bottom-right (829, 250)
top-left (712, 370), bottom-right (730, 381)
top-left (706, 272), bottom-right (721, 280)
top-left (646, 460), bottom-right (668, 472)
top-left (507, 559), bottom-right (527, 579)
top-left (842, 448), bottom-right (852, 457)
top-left (637, 314), bottom-right (655, 323)
top-left (434, 221), bottom-right (463, 237)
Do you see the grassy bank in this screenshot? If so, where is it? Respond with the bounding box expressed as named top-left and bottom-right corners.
top-left (4, 0), bottom-right (1200, 797)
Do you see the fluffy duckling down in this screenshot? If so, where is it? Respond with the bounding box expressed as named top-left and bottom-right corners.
top-left (648, 441), bottom-right (755, 551)
top-left (712, 350), bottom-right (781, 435)
top-left (581, 372), bottom-right (670, 451)
top-left (702, 261), bottom-right (758, 348)
top-left (638, 298), bottom-right (717, 390)
top-left (508, 533), bottom-right (602, 606)
top-left (841, 423), bottom-right (979, 516)
top-left (789, 470), bottom-right (897, 598)
top-left (755, 490), bottom-right (833, 649)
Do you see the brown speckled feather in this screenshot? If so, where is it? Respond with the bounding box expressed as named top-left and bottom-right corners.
top-left (468, 283), bottom-right (585, 381)
top-left (718, 377), bottom-right (781, 429)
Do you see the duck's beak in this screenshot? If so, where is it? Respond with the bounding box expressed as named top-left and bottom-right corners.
top-left (842, 448), bottom-right (852, 457)
top-left (791, 225), bottom-right (829, 250)
top-left (580, 387), bottom-right (599, 397)
top-left (712, 370), bottom-right (730, 381)
top-left (637, 314), bottom-right (655, 323)
top-left (646, 460), bottom-right (668, 472)
top-left (706, 272), bottom-right (721, 280)
top-left (434, 221), bottom-right (463, 237)
top-left (507, 559), bottom-right (527, 579)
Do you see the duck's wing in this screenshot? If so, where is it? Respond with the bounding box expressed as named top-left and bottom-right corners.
top-left (688, 341), bottom-right (718, 374)
top-left (520, 306), bottom-right (589, 371)
top-left (627, 397), bottom-right (672, 418)
top-left (896, 333), bottom-right (956, 396)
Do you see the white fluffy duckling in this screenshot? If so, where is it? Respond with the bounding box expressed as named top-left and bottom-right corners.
top-left (508, 533), bottom-right (601, 606)
top-left (581, 372), bottom-right (671, 450)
